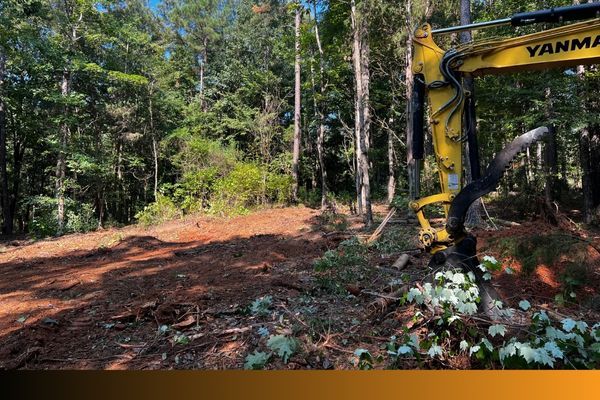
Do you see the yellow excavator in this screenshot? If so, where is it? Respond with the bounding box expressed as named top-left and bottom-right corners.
top-left (409, 2), bottom-right (600, 311)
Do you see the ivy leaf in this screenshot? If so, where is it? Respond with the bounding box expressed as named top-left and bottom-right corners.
top-left (488, 324), bottom-right (507, 337)
top-left (537, 348), bottom-right (554, 367)
top-left (562, 318), bottom-right (576, 332)
top-left (469, 345), bottom-right (481, 356)
top-left (518, 300), bottom-right (531, 311)
top-left (244, 351), bottom-right (270, 370)
top-left (481, 337), bottom-right (494, 351)
top-left (518, 344), bottom-right (537, 364)
top-left (544, 341), bottom-right (564, 359)
top-left (427, 344), bottom-right (443, 358)
top-left (499, 342), bottom-right (517, 362)
top-left (257, 327), bottom-right (270, 337)
top-left (267, 335), bottom-right (297, 363)
top-left (575, 320), bottom-right (588, 333)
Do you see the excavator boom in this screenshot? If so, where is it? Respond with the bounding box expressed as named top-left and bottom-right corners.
top-left (409, 4), bottom-right (600, 258)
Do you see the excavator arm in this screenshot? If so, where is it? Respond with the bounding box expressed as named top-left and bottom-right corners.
top-left (409, 3), bottom-right (600, 258)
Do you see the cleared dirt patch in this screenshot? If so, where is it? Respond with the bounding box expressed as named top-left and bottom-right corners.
top-left (0, 207), bottom-right (338, 369)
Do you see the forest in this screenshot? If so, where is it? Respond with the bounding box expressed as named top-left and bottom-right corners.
top-left (0, 0), bottom-right (595, 236)
top-left (0, 0), bottom-right (599, 370)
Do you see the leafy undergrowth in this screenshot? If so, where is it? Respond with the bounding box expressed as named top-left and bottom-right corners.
top-left (237, 221), bottom-right (600, 370)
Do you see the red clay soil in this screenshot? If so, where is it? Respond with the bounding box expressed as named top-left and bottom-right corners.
top-left (477, 221), bottom-right (600, 307)
top-left (2, 205), bottom-right (599, 370)
top-left (0, 206), bottom-right (341, 370)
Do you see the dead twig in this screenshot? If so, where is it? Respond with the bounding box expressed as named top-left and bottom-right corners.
top-left (277, 303), bottom-right (309, 328)
top-left (366, 208), bottom-right (396, 243)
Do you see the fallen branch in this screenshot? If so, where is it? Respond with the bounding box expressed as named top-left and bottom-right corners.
top-left (366, 208), bottom-right (396, 243)
top-left (365, 285), bottom-right (409, 316)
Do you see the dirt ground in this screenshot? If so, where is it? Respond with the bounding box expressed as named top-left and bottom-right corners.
top-left (0, 206), bottom-right (377, 369)
top-left (1, 205), bottom-right (599, 370)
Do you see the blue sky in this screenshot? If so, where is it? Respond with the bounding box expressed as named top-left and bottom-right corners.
top-left (149, 0), bottom-right (160, 10)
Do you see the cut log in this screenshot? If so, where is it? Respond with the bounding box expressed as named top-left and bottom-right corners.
top-left (391, 253), bottom-right (410, 270)
top-left (366, 284), bottom-right (409, 316)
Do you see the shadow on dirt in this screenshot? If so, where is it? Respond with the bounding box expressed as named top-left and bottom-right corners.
top-left (0, 214), bottom-right (348, 369)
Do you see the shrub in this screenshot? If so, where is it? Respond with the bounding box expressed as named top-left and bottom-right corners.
top-left (135, 193), bottom-right (181, 227)
top-left (209, 163), bottom-right (291, 216)
top-left (28, 196), bottom-right (98, 237)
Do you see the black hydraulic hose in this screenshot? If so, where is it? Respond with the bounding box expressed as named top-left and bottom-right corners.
top-left (511, 2), bottom-right (600, 27)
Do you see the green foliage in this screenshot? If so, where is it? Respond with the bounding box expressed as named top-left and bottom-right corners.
top-left (244, 351), bottom-right (271, 370)
top-left (370, 226), bottom-right (414, 255)
top-left (317, 211), bottom-right (348, 232)
top-left (250, 296), bottom-right (273, 317)
top-left (390, 195), bottom-right (410, 213)
top-left (210, 163), bottom-right (292, 217)
top-left (313, 237), bottom-right (369, 293)
top-left (266, 334), bottom-right (298, 363)
top-left (383, 256), bottom-right (600, 369)
top-left (135, 194), bottom-right (181, 227)
top-left (354, 349), bottom-right (376, 370)
top-left (28, 196), bottom-right (97, 237)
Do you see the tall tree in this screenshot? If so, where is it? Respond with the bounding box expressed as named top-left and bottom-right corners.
top-left (312, 0), bottom-right (328, 208)
top-left (0, 47), bottom-right (8, 234)
top-left (351, 0), bottom-right (372, 226)
top-left (291, 2), bottom-right (302, 201)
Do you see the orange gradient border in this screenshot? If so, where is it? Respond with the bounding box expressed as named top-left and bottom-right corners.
top-left (3, 371), bottom-right (600, 400)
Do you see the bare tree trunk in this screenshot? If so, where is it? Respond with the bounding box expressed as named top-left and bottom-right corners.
top-left (291, 5), bottom-right (302, 202)
top-left (312, 0), bottom-right (328, 208)
top-left (387, 127), bottom-right (396, 203)
top-left (351, 0), bottom-right (373, 226)
top-left (544, 124), bottom-right (557, 205)
top-left (360, 18), bottom-right (372, 224)
top-left (149, 85), bottom-right (158, 200)
top-left (0, 50), bottom-right (11, 234)
top-left (580, 125), bottom-right (593, 223)
top-left (405, 0), bottom-right (419, 201)
top-left (198, 38), bottom-right (207, 110)
top-left (56, 68), bottom-right (70, 235)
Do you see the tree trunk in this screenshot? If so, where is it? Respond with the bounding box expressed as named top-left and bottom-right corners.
top-left (312, 0), bottom-right (328, 208)
top-left (351, 0), bottom-right (373, 226)
top-left (459, 0), bottom-right (483, 227)
top-left (576, 64), bottom-right (598, 223)
top-left (0, 50), bottom-right (11, 234)
top-left (544, 124), bottom-right (557, 205)
top-left (387, 127), bottom-right (396, 203)
top-left (149, 85), bottom-right (158, 200)
top-left (56, 68), bottom-right (70, 235)
top-left (405, 0), bottom-right (420, 201)
top-left (291, 5), bottom-right (302, 202)
top-left (580, 125), bottom-right (593, 223)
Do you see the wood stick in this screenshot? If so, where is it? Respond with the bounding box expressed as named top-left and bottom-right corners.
top-left (366, 208), bottom-right (396, 243)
